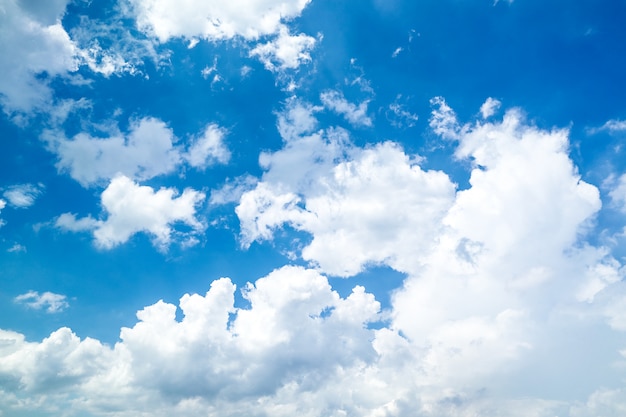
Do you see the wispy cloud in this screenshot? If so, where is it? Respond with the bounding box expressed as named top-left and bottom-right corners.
top-left (14, 291), bottom-right (69, 313)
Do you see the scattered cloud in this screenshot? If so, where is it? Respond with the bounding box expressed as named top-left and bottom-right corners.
top-left (0, 199), bottom-right (5, 227)
top-left (126, 0), bottom-right (313, 42)
top-left (46, 119), bottom-right (230, 187)
top-left (320, 90), bottom-right (372, 127)
top-left (56, 176), bottom-right (206, 250)
top-left (386, 95), bottom-right (419, 128)
top-left (2, 184), bottom-right (44, 208)
top-left (7, 243), bottom-right (27, 253)
top-left (588, 118), bottom-right (626, 135)
top-left (250, 27), bottom-right (317, 72)
top-left (479, 97), bottom-right (501, 119)
top-left (184, 124), bottom-right (231, 168)
top-left (391, 46), bottom-right (403, 58)
top-left (0, 0), bottom-right (77, 114)
top-left (14, 291), bottom-right (69, 313)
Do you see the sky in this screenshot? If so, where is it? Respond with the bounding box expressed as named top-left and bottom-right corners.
top-left (1, 0), bottom-right (626, 415)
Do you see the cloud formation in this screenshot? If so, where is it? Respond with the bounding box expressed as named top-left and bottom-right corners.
top-left (3, 98), bottom-right (626, 416)
top-left (56, 176), bottom-right (206, 250)
top-left (47, 119), bottom-right (230, 186)
top-left (14, 291), bottom-right (69, 313)
top-left (2, 184), bottom-right (44, 208)
top-left (0, 0), bottom-right (77, 113)
top-left (250, 27), bottom-right (317, 72)
top-left (126, 0), bottom-right (312, 42)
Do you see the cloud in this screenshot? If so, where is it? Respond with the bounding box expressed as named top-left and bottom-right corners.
top-left (4, 98), bottom-right (626, 416)
top-left (47, 119), bottom-right (230, 186)
top-left (14, 291), bottom-right (69, 313)
top-left (0, 266), bottom-right (385, 416)
top-left (391, 46), bottom-right (403, 58)
top-left (320, 90), bottom-right (372, 127)
top-left (0, 199), bottom-right (5, 227)
top-left (0, 0), bottom-right (78, 114)
top-left (479, 97), bottom-right (501, 119)
top-left (56, 176), bottom-right (206, 250)
top-left (48, 118), bottom-right (181, 186)
top-left (126, 0), bottom-right (312, 42)
top-left (2, 184), bottom-right (44, 208)
top-left (386, 95), bottom-right (419, 128)
top-left (588, 118), bottom-right (626, 135)
top-left (7, 243), bottom-right (27, 253)
top-left (250, 26), bottom-right (317, 72)
top-left (236, 99), bottom-right (454, 276)
top-left (184, 124), bottom-right (231, 168)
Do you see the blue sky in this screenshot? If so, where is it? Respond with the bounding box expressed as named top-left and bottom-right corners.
top-left (2, 0), bottom-right (626, 415)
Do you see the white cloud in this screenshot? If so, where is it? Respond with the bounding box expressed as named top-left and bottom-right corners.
top-left (14, 291), bottom-right (69, 313)
top-left (386, 95), bottom-right (419, 128)
top-left (320, 90), bottom-right (372, 127)
top-left (391, 46), bottom-right (403, 58)
top-left (250, 26), bottom-right (317, 71)
top-left (429, 96), bottom-right (464, 140)
top-left (479, 97), bottom-right (501, 118)
top-left (47, 119), bottom-right (229, 186)
top-left (0, 0), bottom-right (78, 114)
top-left (56, 176), bottom-right (206, 250)
top-left (2, 184), bottom-right (44, 208)
top-left (608, 174), bottom-right (626, 212)
top-left (4, 98), bottom-right (626, 416)
top-left (126, 0), bottom-right (312, 42)
top-left (7, 243), bottom-right (27, 253)
top-left (71, 16), bottom-right (166, 77)
top-left (185, 124), bottom-right (231, 168)
top-left (601, 119), bottom-right (626, 133)
top-left (236, 99), bottom-right (454, 276)
top-left (49, 117), bottom-right (181, 186)
top-left (0, 266), bottom-right (385, 416)
top-left (0, 199), bottom-right (5, 227)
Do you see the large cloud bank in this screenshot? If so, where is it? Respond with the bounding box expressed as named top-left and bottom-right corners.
top-left (2, 99), bottom-right (626, 416)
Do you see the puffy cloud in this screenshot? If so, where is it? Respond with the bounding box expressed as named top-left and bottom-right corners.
top-left (608, 173), bottom-right (626, 212)
top-left (237, 99), bottom-right (455, 276)
top-left (0, 266), bottom-right (386, 416)
top-left (184, 123), bottom-right (231, 168)
top-left (0, 0), bottom-right (78, 113)
top-left (250, 27), bottom-right (317, 71)
top-left (56, 176), bottom-right (206, 250)
top-left (47, 119), bottom-right (230, 186)
top-left (479, 97), bottom-right (501, 119)
top-left (14, 291), bottom-right (69, 313)
top-left (2, 183), bottom-right (44, 208)
top-left (5, 98), bottom-right (626, 416)
top-left (49, 118), bottom-right (181, 186)
top-left (320, 90), bottom-right (373, 127)
top-left (126, 0), bottom-right (312, 42)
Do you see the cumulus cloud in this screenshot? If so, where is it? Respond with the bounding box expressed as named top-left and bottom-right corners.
top-left (126, 0), bottom-right (312, 42)
top-left (236, 98), bottom-right (454, 276)
top-left (47, 119), bottom-right (230, 186)
top-left (0, 0), bottom-right (78, 113)
top-left (184, 123), bottom-right (231, 168)
top-left (14, 291), bottom-right (69, 313)
top-left (250, 27), bottom-right (317, 72)
top-left (479, 97), bottom-right (501, 119)
top-left (2, 184), bottom-right (44, 208)
top-left (320, 90), bottom-right (373, 127)
top-left (0, 266), bottom-right (385, 416)
top-left (56, 176), bottom-right (206, 250)
top-left (3, 98), bottom-right (626, 416)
